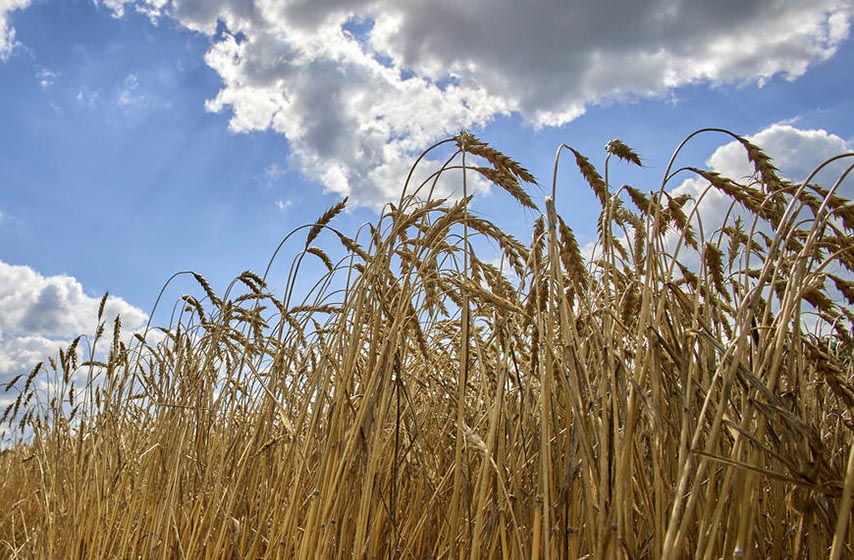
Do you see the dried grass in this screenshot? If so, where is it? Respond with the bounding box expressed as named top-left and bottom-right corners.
top-left (2, 130), bottom-right (854, 559)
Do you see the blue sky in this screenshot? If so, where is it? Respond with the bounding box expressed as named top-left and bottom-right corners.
top-left (1, 0), bottom-right (853, 389)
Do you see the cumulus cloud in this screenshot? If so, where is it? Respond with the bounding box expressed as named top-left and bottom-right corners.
top-left (707, 125), bottom-right (852, 187)
top-left (92, 1), bottom-right (852, 207)
top-left (0, 0), bottom-right (30, 60)
top-left (671, 124), bottom-right (854, 239)
top-left (670, 124), bottom-right (854, 333)
top-left (0, 260), bottom-right (149, 386)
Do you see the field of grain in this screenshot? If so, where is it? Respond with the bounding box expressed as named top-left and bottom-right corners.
top-left (2, 130), bottom-right (853, 558)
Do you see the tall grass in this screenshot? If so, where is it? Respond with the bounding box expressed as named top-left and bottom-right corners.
top-left (2, 130), bottom-right (854, 558)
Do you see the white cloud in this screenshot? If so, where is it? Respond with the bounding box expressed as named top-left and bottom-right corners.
top-left (97, 0), bottom-right (129, 18)
top-left (88, 1), bottom-right (854, 207)
top-left (197, 25), bottom-right (508, 207)
top-left (671, 124), bottom-right (854, 240)
top-left (0, 260), bottom-right (149, 385)
top-left (671, 125), bottom-right (854, 334)
top-left (5, 1), bottom-right (853, 206)
top-left (0, 0), bottom-right (30, 60)
top-left (709, 124), bottom-right (851, 186)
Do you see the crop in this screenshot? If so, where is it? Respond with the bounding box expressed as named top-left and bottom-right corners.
top-left (2, 130), bottom-right (853, 558)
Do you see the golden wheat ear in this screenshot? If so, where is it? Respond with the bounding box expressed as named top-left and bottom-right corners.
top-left (306, 196), bottom-right (348, 247)
top-left (569, 147), bottom-right (608, 207)
top-left (456, 131), bottom-right (539, 210)
top-left (606, 138), bottom-right (642, 166)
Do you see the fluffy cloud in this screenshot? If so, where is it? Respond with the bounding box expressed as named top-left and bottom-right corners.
top-left (672, 124), bottom-right (853, 334)
top-left (707, 124), bottom-right (851, 188)
top-left (0, 260), bottom-right (149, 386)
top-left (671, 124), bottom-right (853, 238)
top-left (93, 1), bottom-right (852, 207)
top-left (0, 0), bottom-right (30, 59)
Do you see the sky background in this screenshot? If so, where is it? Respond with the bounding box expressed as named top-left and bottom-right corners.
top-left (1, 0), bottom-right (853, 393)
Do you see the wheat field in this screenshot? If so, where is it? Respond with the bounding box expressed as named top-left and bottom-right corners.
top-left (2, 130), bottom-right (854, 558)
